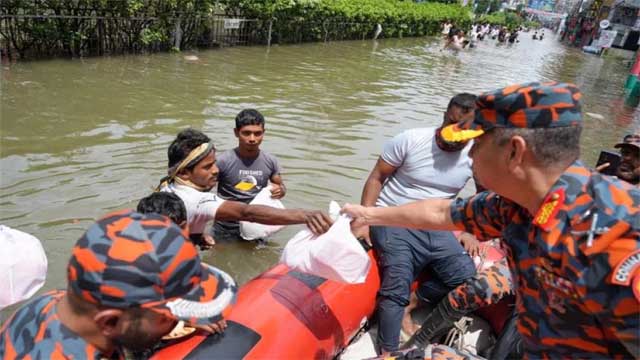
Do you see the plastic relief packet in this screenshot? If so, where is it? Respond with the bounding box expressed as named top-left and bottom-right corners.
top-left (280, 201), bottom-right (371, 284)
top-left (239, 185), bottom-right (286, 241)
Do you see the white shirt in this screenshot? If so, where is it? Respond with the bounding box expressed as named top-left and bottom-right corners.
top-left (452, 35), bottom-right (465, 49)
top-left (376, 127), bottom-right (473, 207)
top-left (161, 183), bottom-right (225, 235)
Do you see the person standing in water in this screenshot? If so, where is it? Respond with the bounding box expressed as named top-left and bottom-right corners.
top-left (213, 109), bottom-right (286, 242)
top-left (157, 128), bottom-right (331, 248)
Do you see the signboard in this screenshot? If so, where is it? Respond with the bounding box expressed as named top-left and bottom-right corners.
top-left (224, 19), bottom-right (241, 29)
top-left (595, 30), bottom-right (618, 48)
top-left (527, 0), bottom-right (556, 12)
top-left (524, 8), bottom-right (565, 17)
top-left (624, 0), bottom-right (640, 8)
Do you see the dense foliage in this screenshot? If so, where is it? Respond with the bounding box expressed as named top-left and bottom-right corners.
top-left (473, 0), bottom-right (503, 16)
top-left (1, 0), bottom-right (472, 59)
top-left (478, 11), bottom-right (525, 28)
top-left (222, 0), bottom-right (472, 42)
top-left (0, 0), bottom-right (225, 58)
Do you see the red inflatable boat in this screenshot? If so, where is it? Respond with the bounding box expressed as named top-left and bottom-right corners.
top-left (151, 250), bottom-right (380, 359)
top-left (152, 241), bottom-right (514, 359)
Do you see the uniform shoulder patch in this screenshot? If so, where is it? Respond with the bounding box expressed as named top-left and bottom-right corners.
top-left (611, 249), bottom-right (640, 286)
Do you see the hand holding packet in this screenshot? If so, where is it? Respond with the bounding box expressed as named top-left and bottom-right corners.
top-left (280, 202), bottom-right (371, 284)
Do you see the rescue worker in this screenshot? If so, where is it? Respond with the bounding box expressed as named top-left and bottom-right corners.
top-left (0, 210), bottom-right (237, 359)
top-left (343, 81), bottom-right (640, 358)
top-left (614, 133), bottom-right (640, 185)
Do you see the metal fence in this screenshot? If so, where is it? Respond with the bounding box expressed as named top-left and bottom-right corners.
top-left (0, 10), bottom-right (402, 59)
top-left (199, 17), bottom-right (266, 47)
top-left (0, 12), bottom-right (270, 59)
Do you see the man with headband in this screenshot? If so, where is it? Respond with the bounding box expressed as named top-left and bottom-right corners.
top-left (157, 128), bottom-right (332, 247)
top-left (343, 82), bottom-right (640, 358)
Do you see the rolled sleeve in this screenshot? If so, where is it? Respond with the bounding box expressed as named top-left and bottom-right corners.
top-left (450, 191), bottom-right (517, 241)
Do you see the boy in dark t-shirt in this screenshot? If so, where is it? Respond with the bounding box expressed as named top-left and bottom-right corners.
top-left (214, 109), bottom-right (286, 241)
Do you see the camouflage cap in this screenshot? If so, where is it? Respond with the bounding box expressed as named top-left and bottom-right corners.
top-left (614, 133), bottom-right (640, 150)
top-left (67, 209), bottom-right (236, 325)
top-left (441, 81), bottom-right (582, 142)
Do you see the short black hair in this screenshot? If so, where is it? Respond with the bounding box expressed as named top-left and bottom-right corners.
top-left (137, 192), bottom-right (187, 228)
top-left (447, 93), bottom-right (477, 113)
top-left (492, 126), bottom-right (582, 168)
top-left (235, 109), bottom-right (265, 129)
top-left (167, 128), bottom-right (211, 170)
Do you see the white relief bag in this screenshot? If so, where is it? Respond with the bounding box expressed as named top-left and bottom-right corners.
top-left (280, 201), bottom-right (371, 284)
top-left (239, 185), bottom-right (286, 240)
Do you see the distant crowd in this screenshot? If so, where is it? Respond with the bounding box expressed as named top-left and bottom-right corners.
top-left (440, 20), bottom-right (547, 52)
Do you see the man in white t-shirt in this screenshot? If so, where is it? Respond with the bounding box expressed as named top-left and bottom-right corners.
top-left (354, 93), bottom-right (479, 354)
top-left (157, 129), bottom-right (332, 247)
top-left (469, 27), bottom-right (479, 47)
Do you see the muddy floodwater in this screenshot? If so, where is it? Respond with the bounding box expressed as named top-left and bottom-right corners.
top-left (1, 34), bottom-right (638, 301)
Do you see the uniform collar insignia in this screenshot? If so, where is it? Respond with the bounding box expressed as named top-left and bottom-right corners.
top-left (533, 188), bottom-right (566, 231)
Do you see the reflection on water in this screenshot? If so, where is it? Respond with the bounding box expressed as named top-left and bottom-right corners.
top-left (1, 34), bottom-right (639, 294)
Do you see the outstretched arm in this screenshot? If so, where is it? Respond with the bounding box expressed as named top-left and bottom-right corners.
top-left (342, 198), bottom-right (456, 231)
top-left (216, 200), bottom-right (332, 235)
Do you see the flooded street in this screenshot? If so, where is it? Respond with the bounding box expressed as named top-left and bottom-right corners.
top-left (1, 33), bottom-right (639, 296)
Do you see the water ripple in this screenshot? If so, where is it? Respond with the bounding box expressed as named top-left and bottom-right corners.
top-left (2, 34), bottom-right (639, 291)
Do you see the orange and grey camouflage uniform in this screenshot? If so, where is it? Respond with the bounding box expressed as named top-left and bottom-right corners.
top-left (447, 244), bottom-right (513, 314)
top-left (0, 291), bottom-right (124, 359)
top-left (0, 210), bottom-right (237, 359)
top-left (449, 161), bottom-right (640, 358)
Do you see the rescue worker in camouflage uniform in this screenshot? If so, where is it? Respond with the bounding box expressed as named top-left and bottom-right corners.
top-left (343, 81), bottom-right (640, 358)
top-left (0, 210), bottom-right (237, 359)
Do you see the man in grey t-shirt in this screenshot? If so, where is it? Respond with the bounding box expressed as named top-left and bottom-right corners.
top-left (355, 94), bottom-right (479, 354)
top-left (214, 109), bottom-right (286, 240)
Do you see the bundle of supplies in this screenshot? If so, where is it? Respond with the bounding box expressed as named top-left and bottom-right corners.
top-left (281, 201), bottom-right (370, 284)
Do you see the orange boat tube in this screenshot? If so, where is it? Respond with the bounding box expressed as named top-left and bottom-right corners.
top-left (152, 250), bottom-right (380, 359)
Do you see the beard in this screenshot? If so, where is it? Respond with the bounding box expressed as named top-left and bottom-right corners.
top-left (616, 163), bottom-right (640, 185)
top-left (435, 127), bottom-right (468, 152)
top-left (115, 317), bottom-right (163, 352)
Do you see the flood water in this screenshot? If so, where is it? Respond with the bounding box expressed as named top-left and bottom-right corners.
top-left (1, 33), bottom-right (639, 300)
